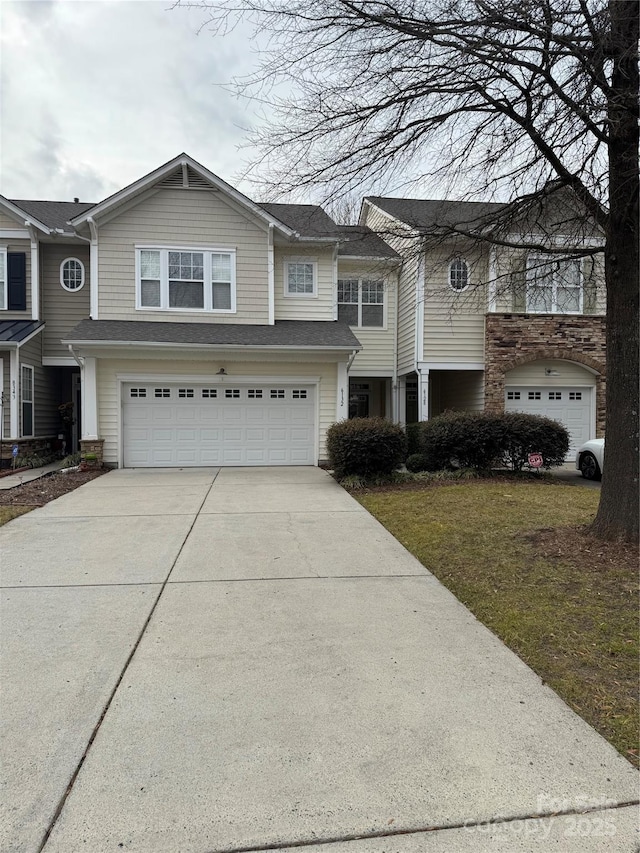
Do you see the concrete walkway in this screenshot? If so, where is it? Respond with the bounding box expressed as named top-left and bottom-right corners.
top-left (0, 467), bottom-right (636, 853)
top-left (0, 459), bottom-right (65, 490)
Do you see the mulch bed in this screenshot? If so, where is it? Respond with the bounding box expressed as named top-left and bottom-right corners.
top-left (0, 469), bottom-right (107, 507)
top-left (524, 524), bottom-right (638, 577)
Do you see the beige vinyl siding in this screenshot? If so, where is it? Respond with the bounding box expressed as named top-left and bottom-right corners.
top-left (430, 370), bottom-right (485, 416)
top-left (18, 333), bottom-right (58, 437)
top-left (337, 258), bottom-right (396, 375)
top-left (0, 210), bottom-right (28, 228)
top-left (505, 359), bottom-right (596, 387)
top-left (362, 204), bottom-right (417, 375)
top-left (97, 188), bottom-right (270, 323)
top-left (274, 245), bottom-right (336, 320)
top-left (41, 244), bottom-right (91, 359)
top-left (1, 352), bottom-right (10, 438)
top-left (0, 239), bottom-right (31, 319)
top-left (96, 355), bottom-right (338, 466)
top-left (422, 247), bottom-right (487, 364)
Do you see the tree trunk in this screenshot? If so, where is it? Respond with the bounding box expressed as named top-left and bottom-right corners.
top-left (591, 0), bottom-right (639, 542)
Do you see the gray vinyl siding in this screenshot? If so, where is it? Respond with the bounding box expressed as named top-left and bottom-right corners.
top-left (97, 188), bottom-right (270, 323)
top-left (337, 258), bottom-right (396, 375)
top-left (362, 204), bottom-right (417, 376)
top-left (274, 246), bottom-right (336, 321)
top-left (422, 246), bottom-right (487, 364)
top-left (18, 333), bottom-right (58, 437)
top-left (1, 352), bottom-right (10, 438)
top-left (0, 238), bottom-right (31, 319)
top-left (41, 243), bottom-right (91, 359)
top-left (0, 210), bottom-right (26, 228)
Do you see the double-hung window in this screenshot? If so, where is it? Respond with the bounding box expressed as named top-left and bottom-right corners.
top-left (0, 249), bottom-right (6, 310)
top-left (285, 259), bottom-right (317, 297)
top-left (526, 254), bottom-right (583, 314)
top-left (21, 364), bottom-right (34, 438)
top-left (137, 247), bottom-right (236, 312)
top-left (337, 279), bottom-right (384, 328)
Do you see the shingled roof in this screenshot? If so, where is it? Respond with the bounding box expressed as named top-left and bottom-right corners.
top-left (9, 200), bottom-right (95, 231)
top-left (0, 320), bottom-right (44, 344)
top-left (64, 319), bottom-right (361, 350)
top-left (365, 197), bottom-right (506, 231)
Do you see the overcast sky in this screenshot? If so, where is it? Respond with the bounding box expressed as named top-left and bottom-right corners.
top-left (0, 0), bottom-right (269, 203)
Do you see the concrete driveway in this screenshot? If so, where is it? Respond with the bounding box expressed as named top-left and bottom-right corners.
top-left (1, 467), bottom-right (636, 853)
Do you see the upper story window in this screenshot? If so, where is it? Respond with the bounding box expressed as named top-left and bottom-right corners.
top-left (449, 258), bottom-right (469, 292)
top-left (0, 250), bottom-right (6, 310)
top-left (0, 250), bottom-right (27, 311)
top-left (285, 258), bottom-right (317, 297)
top-left (526, 254), bottom-right (582, 313)
top-left (60, 258), bottom-right (85, 292)
top-left (337, 279), bottom-right (385, 328)
top-left (136, 247), bottom-right (236, 313)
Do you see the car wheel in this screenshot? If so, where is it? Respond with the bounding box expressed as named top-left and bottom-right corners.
top-left (580, 451), bottom-right (601, 481)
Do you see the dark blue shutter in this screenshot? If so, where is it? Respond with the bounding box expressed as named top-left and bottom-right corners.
top-left (7, 253), bottom-right (27, 311)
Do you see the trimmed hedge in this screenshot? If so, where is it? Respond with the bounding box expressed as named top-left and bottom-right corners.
top-left (407, 411), bottom-right (569, 472)
top-left (327, 417), bottom-right (407, 477)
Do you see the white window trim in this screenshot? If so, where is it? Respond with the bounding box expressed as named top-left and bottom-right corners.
top-left (135, 245), bottom-right (237, 314)
top-left (337, 277), bottom-right (387, 329)
top-left (60, 257), bottom-right (86, 292)
top-left (525, 253), bottom-right (584, 314)
top-left (448, 257), bottom-right (470, 293)
top-left (284, 257), bottom-right (318, 298)
top-left (20, 363), bottom-right (34, 438)
top-left (0, 247), bottom-right (7, 310)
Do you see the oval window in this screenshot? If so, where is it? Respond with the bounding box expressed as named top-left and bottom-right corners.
top-left (60, 258), bottom-right (85, 291)
top-left (449, 258), bottom-right (469, 292)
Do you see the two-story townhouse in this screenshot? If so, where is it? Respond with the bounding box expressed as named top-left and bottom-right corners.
top-left (361, 194), bottom-right (606, 454)
top-left (0, 154), bottom-right (399, 468)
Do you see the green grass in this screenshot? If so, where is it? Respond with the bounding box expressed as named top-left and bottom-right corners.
top-left (356, 481), bottom-right (639, 765)
top-left (0, 506), bottom-right (33, 526)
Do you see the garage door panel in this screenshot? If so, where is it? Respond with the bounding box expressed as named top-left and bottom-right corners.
top-left (123, 382), bottom-right (316, 467)
top-left (504, 385), bottom-right (592, 454)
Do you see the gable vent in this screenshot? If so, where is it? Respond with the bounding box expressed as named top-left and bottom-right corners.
top-left (186, 167), bottom-right (212, 188)
top-left (159, 169), bottom-right (185, 188)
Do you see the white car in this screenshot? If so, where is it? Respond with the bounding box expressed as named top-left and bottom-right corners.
top-left (575, 438), bottom-right (605, 480)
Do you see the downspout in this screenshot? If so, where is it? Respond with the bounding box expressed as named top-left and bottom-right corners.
top-left (267, 224), bottom-right (275, 325)
top-left (26, 223), bottom-right (39, 321)
top-left (87, 217), bottom-right (99, 319)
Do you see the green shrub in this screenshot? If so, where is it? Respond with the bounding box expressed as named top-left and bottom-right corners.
top-left (327, 417), bottom-right (407, 477)
top-left (499, 412), bottom-right (569, 470)
top-left (405, 453), bottom-right (431, 473)
top-left (407, 410), bottom-right (569, 472)
top-left (405, 422), bottom-right (422, 457)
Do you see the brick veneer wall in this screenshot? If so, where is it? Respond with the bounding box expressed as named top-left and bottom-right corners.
top-left (485, 314), bottom-right (607, 436)
top-left (80, 439), bottom-right (105, 469)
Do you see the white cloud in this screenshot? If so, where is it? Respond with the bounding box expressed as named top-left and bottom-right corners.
top-left (0, 0), bottom-right (262, 201)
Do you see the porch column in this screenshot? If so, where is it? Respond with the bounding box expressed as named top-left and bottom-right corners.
top-left (396, 376), bottom-right (406, 426)
top-left (81, 357), bottom-right (99, 439)
top-left (336, 361), bottom-right (349, 422)
top-left (9, 348), bottom-right (19, 438)
top-left (418, 369), bottom-right (430, 421)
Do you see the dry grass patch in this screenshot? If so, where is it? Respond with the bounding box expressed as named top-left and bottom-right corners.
top-left (356, 481), bottom-right (638, 766)
top-left (0, 506), bottom-right (33, 526)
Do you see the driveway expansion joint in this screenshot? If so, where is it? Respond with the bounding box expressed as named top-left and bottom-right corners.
top-left (36, 470), bottom-right (221, 853)
top-left (201, 800), bottom-right (640, 853)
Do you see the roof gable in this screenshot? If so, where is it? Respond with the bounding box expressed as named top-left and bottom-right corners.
top-left (0, 196), bottom-right (51, 234)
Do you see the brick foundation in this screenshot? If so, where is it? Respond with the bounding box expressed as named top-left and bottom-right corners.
top-left (80, 439), bottom-right (105, 469)
top-left (485, 314), bottom-right (607, 436)
top-left (0, 436), bottom-right (58, 466)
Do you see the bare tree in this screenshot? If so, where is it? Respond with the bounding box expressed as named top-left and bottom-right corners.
top-left (179, 0), bottom-right (638, 542)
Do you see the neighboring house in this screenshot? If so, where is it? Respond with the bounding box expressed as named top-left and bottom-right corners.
top-left (361, 194), bottom-right (606, 454)
top-left (0, 154), bottom-right (399, 468)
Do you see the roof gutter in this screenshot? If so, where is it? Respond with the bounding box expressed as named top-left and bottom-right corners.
top-left (62, 339), bottom-right (362, 352)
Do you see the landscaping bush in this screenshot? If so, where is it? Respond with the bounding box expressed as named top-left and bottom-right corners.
top-left (499, 412), bottom-right (569, 470)
top-left (407, 410), bottom-right (569, 472)
top-left (405, 422), bottom-right (422, 457)
top-left (411, 411), bottom-right (505, 472)
top-left (327, 417), bottom-right (407, 478)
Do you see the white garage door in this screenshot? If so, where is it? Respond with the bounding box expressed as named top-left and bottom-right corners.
top-left (123, 382), bottom-right (316, 467)
top-left (505, 386), bottom-right (592, 453)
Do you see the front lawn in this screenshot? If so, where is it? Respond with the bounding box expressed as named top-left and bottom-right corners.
top-left (356, 480), bottom-right (638, 766)
top-left (0, 506), bottom-right (32, 527)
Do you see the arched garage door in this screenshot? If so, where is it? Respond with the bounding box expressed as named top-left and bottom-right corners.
top-left (504, 386), bottom-right (592, 454)
top-left (123, 381), bottom-right (316, 467)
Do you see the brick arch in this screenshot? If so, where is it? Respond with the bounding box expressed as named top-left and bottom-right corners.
top-left (501, 349), bottom-right (605, 377)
